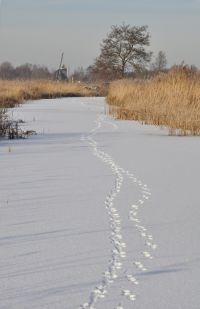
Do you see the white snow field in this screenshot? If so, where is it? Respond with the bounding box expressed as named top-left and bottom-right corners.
top-left (0, 97), bottom-right (200, 309)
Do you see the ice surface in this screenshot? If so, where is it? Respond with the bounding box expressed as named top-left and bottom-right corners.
top-left (0, 97), bottom-right (200, 309)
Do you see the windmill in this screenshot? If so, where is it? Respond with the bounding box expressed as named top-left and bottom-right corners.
top-left (55, 52), bottom-right (68, 81)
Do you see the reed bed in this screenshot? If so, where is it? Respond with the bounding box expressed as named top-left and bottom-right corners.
top-left (107, 67), bottom-right (200, 135)
top-left (0, 79), bottom-right (98, 108)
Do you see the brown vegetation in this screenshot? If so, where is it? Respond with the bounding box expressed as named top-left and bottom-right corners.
top-left (0, 79), bottom-right (102, 138)
top-left (0, 79), bottom-right (99, 108)
top-left (107, 66), bottom-right (200, 135)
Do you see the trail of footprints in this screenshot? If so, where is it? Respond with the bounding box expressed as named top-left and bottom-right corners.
top-left (117, 167), bottom-right (157, 308)
top-left (80, 114), bottom-right (157, 309)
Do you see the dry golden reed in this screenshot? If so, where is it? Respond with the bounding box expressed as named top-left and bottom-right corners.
top-left (0, 80), bottom-right (97, 108)
top-left (107, 67), bottom-right (200, 135)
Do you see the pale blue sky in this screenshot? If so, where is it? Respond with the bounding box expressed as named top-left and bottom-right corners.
top-left (0, 0), bottom-right (199, 70)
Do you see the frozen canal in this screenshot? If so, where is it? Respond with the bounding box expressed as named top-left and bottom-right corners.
top-left (0, 97), bottom-right (200, 309)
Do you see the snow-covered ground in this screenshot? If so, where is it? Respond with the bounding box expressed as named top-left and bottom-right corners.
top-left (0, 97), bottom-right (200, 309)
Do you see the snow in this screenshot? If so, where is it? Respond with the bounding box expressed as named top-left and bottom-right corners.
top-left (0, 97), bottom-right (200, 309)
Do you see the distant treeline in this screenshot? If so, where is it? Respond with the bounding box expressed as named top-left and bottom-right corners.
top-left (0, 60), bottom-right (169, 82)
top-left (0, 61), bottom-right (92, 82)
top-left (1, 23), bottom-right (200, 83)
top-left (0, 62), bottom-right (54, 80)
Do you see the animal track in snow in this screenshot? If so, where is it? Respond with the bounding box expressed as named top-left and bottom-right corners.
top-left (80, 116), bottom-right (126, 309)
top-left (99, 114), bottom-right (158, 307)
top-left (80, 110), bottom-right (158, 309)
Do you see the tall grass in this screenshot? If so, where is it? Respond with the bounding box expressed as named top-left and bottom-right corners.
top-left (0, 80), bottom-right (98, 108)
top-left (0, 79), bottom-right (102, 138)
top-left (107, 66), bottom-right (200, 135)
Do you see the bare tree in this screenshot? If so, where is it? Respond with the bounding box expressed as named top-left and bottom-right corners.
top-left (70, 67), bottom-right (89, 82)
top-left (90, 23), bottom-right (152, 80)
top-left (15, 63), bottom-right (32, 79)
top-left (151, 50), bottom-right (167, 72)
top-left (0, 62), bottom-right (15, 79)
top-left (31, 65), bottom-right (52, 79)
